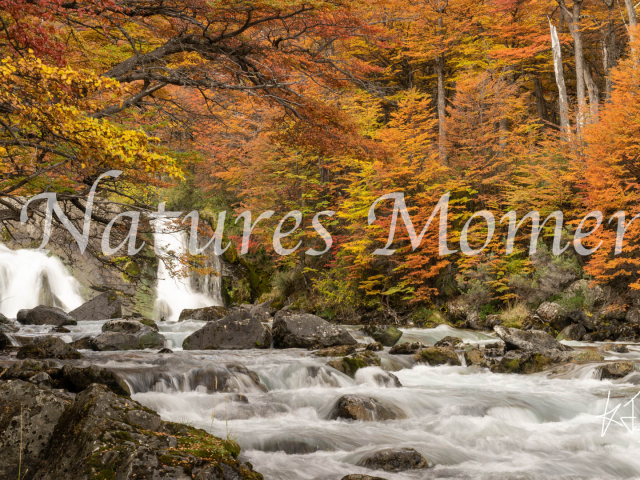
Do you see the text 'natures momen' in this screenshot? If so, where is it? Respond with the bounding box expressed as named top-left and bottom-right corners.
top-left (19, 170), bottom-right (637, 258)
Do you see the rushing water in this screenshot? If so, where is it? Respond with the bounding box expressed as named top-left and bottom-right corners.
top-left (0, 243), bottom-right (84, 318)
top-left (3, 244), bottom-right (640, 479)
top-left (153, 220), bottom-right (222, 321)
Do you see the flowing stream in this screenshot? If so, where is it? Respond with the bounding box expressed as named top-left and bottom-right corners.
top-left (2, 244), bottom-right (640, 479)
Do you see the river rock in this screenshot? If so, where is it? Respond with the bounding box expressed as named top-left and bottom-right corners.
top-left (357, 447), bottom-right (428, 472)
top-left (494, 326), bottom-right (570, 352)
top-left (29, 383), bottom-right (262, 480)
top-left (17, 305), bottom-right (77, 326)
top-left (327, 351), bottom-right (381, 377)
top-left (90, 330), bottom-right (165, 351)
top-left (598, 361), bottom-right (634, 380)
top-left (178, 305), bottom-right (231, 322)
top-left (0, 332), bottom-right (10, 349)
top-left (250, 301), bottom-right (274, 322)
top-left (17, 336), bottom-right (81, 360)
top-left (434, 336), bottom-right (463, 348)
top-left (389, 342), bottom-right (426, 355)
top-left (0, 313), bottom-right (19, 333)
top-left (342, 476), bottom-right (388, 480)
top-left (69, 337), bottom-right (93, 350)
top-left (330, 395), bottom-right (407, 421)
top-left (313, 345), bottom-right (357, 357)
top-left (189, 363), bottom-right (268, 393)
top-left (183, 311), bottom-right (272, 350)
top-left (604, 344), bottom-right (629, 353)
top-left (68, 290), bottom-right (121, 321)
top-left (103, 317), bottom-right (159, 333)
top-left (272, 311), bottom-right (356, 349)
top-left (366, 341), bottom-right (384, 351)
top-left (536, 302), bottom-right (569, 331)
top-left (414, 347), bottom-right (461, 366)
top-left (0, 380), bottom-right (72, 480)
top-left (363, 325), bottom-right (403, 347)
top-left (491, 350), bottom-right (569, 374)
top-left (557, 324), bottom-right (586, 341)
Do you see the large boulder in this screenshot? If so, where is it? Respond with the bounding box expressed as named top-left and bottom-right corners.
top-left (490, 350), bottom-right (569, 374)
top-left (2, 360), bottom-right (131, 396)
top-left (29, 384), bottom-right (263, 480)
top-left (363, 325), bottom-right (403, 347)
top-left (249, 301), bottom-right (275, 322)
top-left (17, 336), bottom-right (81, 360)
top-left (494, 326), bottom-right (570, 352)
top-left (0, 380), bottom-right (72, 480)
top-left (327, 351), bottom-right (381, 377)
top-left (183, 311), bottom-right (272, 350)
top-left (272, 311), bottom-right (356, 349)
top-left (535, 302), bottom-right (570, 331)
top-left (68, 291), bottom-right (121, 321)
top-left (178, 305), bottom-right (231, 322)
top-left (90, 330), bottom-right (165, 351)
top-left (357, 448), bottom-right (428, 472)
top-left (413, 347), bottom-right (461, 366)
top-left (330, 395), bottom-right (407, 421)
top-left (17, 306), bottom-right (76, 326)
top-left (557, 324), bottom-right (586, 341)
top-left (90, 318), bottom-right (165, 351)
top-left (0, 313), bottom-right (19, 333)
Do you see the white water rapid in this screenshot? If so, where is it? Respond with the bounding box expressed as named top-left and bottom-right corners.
top-left (153, 220), bottom-right (223, 322)
top-left (0, 243), bottom-right (84, 318)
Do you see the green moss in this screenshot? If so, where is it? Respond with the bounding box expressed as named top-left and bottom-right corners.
top-left (114, 431), bottom-right (132, 441)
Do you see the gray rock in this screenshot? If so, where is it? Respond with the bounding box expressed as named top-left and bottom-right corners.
top-left (68, 291), bottom-right (121, 321)
top-left (342, 476), bottom-right (388, 480)
top-left (598, 361), bottom-right (634, 380)
top-left (0, 380), bottom-right (71, 480)
top-left (434, 336), bottom-right (463, 348)
top-left (90, 330), bottom-right (165, 351)
top-left (536, 302), bottom-right (570, 331)
top-left (357, 448), bottom-right (428, 472)
top-left (16, 336), bottom-right (81, 360)
top-left (182, 311), bottom-right (272, 350)
top-left (389, 342), bottom-right (426, 355)
top-left (102, 318), bottom-right (159, 333)
top-left (31, 384), bottom-right (259, 480)
top-left (604, 344), bottom-right (629, 354)
top-left (413, 347), bottom-right (461, 366)
top-left (327, 351), bottom-right (381, 377)
top-left (272, 311), bottom-right (356, 349)
top-left (0, 313), bottom-right (19, 333)
top-left (485, 314), bottom-right (502, 329)
top-left (17, 306), bottom-right (77, 326)
top-left (626, 308), bottom-right (640, 325)
top-left (330, 395), bottom-right (407, 421)
top-left (557, 324), bottom-right (586, 341)
top-left (249, 301), bottom-right (274, 322)
top-left (178, 305), bottom-right (231, 322)
top-left (494, 326), bottom-right (571, 352)
top-left (363, 325), bottom-right (403, 347)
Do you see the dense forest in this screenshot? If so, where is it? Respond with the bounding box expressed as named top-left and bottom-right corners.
top-left (2, 0), bottom-right (640, 325)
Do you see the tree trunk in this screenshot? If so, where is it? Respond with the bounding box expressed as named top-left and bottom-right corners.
top-left (435, 4), bottom-right (448, 165)
top-left (549, 20), bottom-right (571, 133)
top-left (625, 0), bottom-right (638, 34)
top-left (559, 0), bottom-right (587, 131)
top-left (584, 66), bottom-right (600, 121)
top-left (602, 0), bottom-right (619, 96)
top-left (533, 77), bottom-right (549, 122)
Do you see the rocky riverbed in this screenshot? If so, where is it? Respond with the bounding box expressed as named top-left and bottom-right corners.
top-left (2, 302), bottom-right (640, 479)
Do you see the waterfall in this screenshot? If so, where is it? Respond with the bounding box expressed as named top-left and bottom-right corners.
top-left (0, 243), bottom-right (84, 318)
top-left (153, 219), bottom-right (223, 322)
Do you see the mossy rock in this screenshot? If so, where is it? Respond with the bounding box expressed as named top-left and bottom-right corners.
top-left (327, 351), bottom-right (381, 377)
top-left (413, 347), bottom-right (461, 366)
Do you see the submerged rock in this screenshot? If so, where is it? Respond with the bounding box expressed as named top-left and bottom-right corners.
top-left (330, 395), bottom-right (407, 421)
top-left (389, 342), bottom-right (426, 355)
top-left (490, 350), bottom-right (569, 374)
top-left (0, 380), bottom-right (72, 480)
top-left (366, 341), bottom-right (384, 352)
top-left (68, 290), bottom-right (121, 321)
top-left (179, 305), bottom-right (231, 322)
top-left (603, 344), bottom-right (629, 353)
top-left (313, 345), bottom-right (357, 357)
top-left (327, 351), bottom-right (381, 377)
top-left (434, 336), bottom-right (463, 348)
top-left (182, 311), bottom-right (272, 350)
top-left (598, 361), bottom-right (634, 380)
top-left (342, 476), bottom-right (388, 480)
top-left (494, 326), bottom-right (570, 352)
top-left (357, 447), bottom-right (428, 472)
top-left (363, 325), bottom-right (403, 347)
top-left (17, 305), bottom-right (77, 326)
top-left (272, 311), bottom-right (356, 349)
top-left (16, 336), bottom-right (81, 360)
top-left (413, 347), bottom-right (461, 366)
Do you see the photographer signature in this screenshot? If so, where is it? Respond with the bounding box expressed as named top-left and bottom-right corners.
top-left (599, 391), bottom-right (640, 437)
